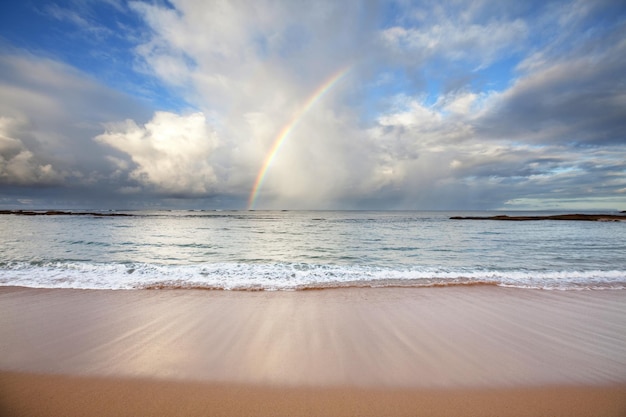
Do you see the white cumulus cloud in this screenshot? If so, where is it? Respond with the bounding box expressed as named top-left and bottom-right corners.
top-left (96, 111), bottom-right (219, 195)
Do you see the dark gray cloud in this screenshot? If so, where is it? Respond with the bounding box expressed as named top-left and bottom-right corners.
top-left (476, 28), bottom-right (626, 146)
top-left (0, 53), bottom-right (151, 192)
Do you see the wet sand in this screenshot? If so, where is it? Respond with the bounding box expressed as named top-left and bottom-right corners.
top-left (1, 286), bottom-right (626, 416)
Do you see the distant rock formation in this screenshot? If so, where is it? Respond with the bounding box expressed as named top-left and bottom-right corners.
top-left (0, 210), bottom-right (132, 217)
top-left (450, 214), bottom-right (626, 222)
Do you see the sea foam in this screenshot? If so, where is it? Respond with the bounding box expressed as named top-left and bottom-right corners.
top-left (1, 261), bottom-right (625, 291)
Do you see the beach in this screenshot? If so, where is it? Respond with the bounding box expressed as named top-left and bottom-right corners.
top-left (1, 285), bottom-right (626, 416)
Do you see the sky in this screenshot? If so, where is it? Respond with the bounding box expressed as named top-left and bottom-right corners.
top-left (0, 0), bottom-right (625, 211)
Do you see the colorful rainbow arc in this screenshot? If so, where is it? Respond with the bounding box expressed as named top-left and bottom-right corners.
top-left (247, 66), bottom-right (352, 210)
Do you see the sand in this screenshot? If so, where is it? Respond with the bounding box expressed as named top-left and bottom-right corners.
top-left (3, 372), bottom-right (626, 417)
top-left (1, 286), bottom-right (626, 416)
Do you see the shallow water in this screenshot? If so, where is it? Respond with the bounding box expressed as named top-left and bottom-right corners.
top-left (1, 210), bottom-right (625, 290)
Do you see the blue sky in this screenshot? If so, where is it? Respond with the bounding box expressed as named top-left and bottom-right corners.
top-left (0, 0), bottom-right (625, 210)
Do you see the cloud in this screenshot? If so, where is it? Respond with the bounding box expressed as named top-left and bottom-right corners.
top-left (1, 0), bottom-right (625, 209)
top-left (122, 0), bottom-right (386, 207)
top-left (0, 53), bottom-right (150, 189)
top-left (0, 116), bottom-right (66, 185)
top-left (477, 27), bottom-right (626, 146)
top-left (96, 111), bottom-right (219, 196)
top-left (381, 18), bottom-right (528, 69)
top-left (129, 0), bottom-right (378, 120)
top-left (120, 0), bottom-right (626, 209)
top-left (357, 1), bottom-right (626, 209)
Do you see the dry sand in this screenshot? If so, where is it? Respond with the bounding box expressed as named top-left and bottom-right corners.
top-left (2, 372), bottom-right (626, 417)
top-left (1, 286), bottom-right (626, 416)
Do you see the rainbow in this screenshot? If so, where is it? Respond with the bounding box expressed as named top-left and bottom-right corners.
top-left (247, 66), bottom-right (351, 210)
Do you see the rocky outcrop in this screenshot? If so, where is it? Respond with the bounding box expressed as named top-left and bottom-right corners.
top-left (450, 214), bottom-right (626, 222)
top-left (0, 210), bottom-right (132, 217)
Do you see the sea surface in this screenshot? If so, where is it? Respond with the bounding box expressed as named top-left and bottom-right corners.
top-left (1, 210), bottom-right (625, 291)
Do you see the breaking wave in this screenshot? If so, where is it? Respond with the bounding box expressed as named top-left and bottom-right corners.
top-left (1, 261), bottom-right (625, 291)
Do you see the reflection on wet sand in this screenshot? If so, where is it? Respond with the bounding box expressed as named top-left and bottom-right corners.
top-left (1, 286), bottom-right (625, 388)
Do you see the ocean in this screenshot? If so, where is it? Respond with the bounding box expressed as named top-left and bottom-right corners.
top-left (1, 210), bottom-right (625, 291)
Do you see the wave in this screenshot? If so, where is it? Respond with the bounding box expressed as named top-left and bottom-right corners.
top-left (1, 261), bottom-right (625, 291)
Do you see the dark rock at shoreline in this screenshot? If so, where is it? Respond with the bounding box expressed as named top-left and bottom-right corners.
top-left (0, 210), bottom-right (132, 217)
top-left (450, 214), bottom-right (626, 222)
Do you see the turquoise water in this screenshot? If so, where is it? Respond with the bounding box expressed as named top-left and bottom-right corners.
top-left (1, 211), bottom-right (625, 290)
